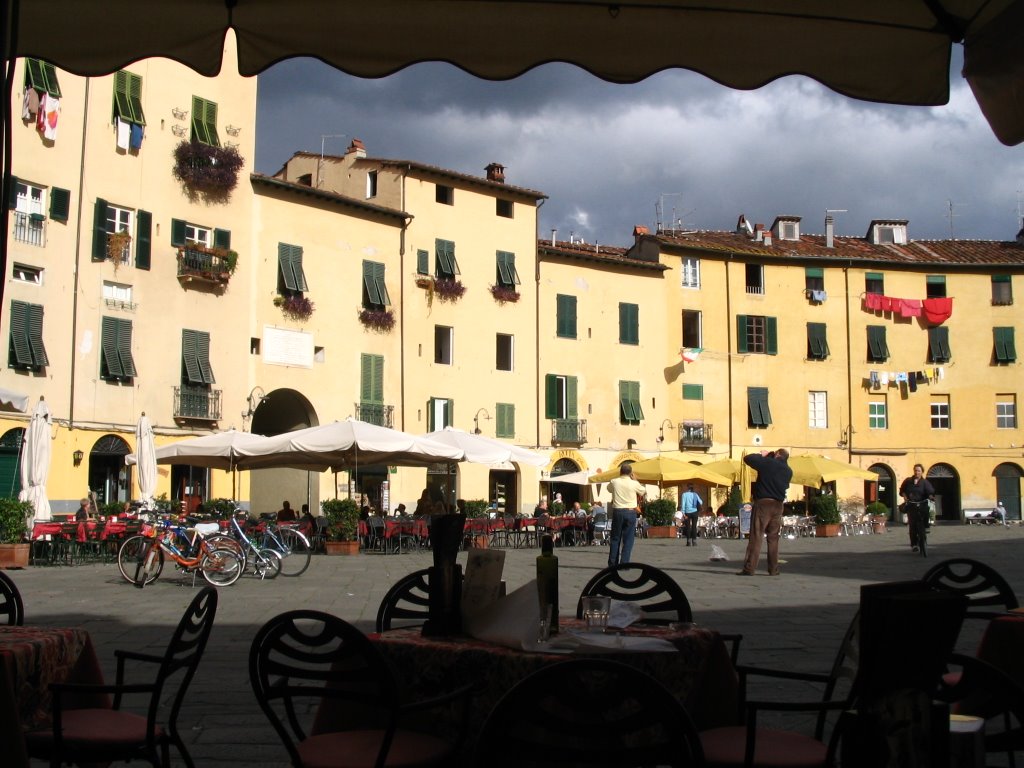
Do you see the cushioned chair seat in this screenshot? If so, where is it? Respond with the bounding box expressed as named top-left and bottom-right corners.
top-left (297, 728), bottom-right (452, 768)
top-left (700, 725), bottom-right (828, 768)
top-left (26, 708), bottom-right (164, 754)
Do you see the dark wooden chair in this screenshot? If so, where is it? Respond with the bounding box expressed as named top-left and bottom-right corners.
top-left (471, 657), bottom-right (704, 767)
top-left (249, 609), bottom-right (472, 768)
top-left (0, 570), bottom-right (24, 625)
top-left (922, 557), bottom-right (1019, 620)
top-left (576, 563), bottom-right (693, 624)
top-left (376, 567), bottom-right (431, 632)
top-left (25, 586), bottom-right (218, 768)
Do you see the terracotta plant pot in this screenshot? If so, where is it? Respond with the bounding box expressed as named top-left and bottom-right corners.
top-left (646, 525), bottom-right (677, 539)
top-left (324, 540), bottom-right (360, 556)
top-left (0, 542), bottom-right (30, 569)
top-left (815, 524), bottom-right (841, 538)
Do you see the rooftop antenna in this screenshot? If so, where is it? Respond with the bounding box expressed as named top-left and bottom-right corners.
top-left (656, 193), bottom-right (693, 235)
top-left (945, 199), bottom-right (966, 239)
top-left (316, 134), bottom-right (346, 189)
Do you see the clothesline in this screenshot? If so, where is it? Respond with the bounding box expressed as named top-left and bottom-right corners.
top-left (862, 293), bottom-right (954, 324)
top-left (865, 365), bottom-right (948, 393)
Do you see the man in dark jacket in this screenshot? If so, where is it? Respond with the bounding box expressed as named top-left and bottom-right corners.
top-left (738, 449), bottom-right (793, 576)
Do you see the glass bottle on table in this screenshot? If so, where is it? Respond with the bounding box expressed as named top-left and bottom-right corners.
top-left (536, 533), bottom-right (559, 635)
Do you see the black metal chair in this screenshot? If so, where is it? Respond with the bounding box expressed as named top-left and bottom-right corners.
top-left (25, 586), bottom-right (218, 768)
top-left (0, 570), bottom-right (24, 625)
top-left (376, 567), bottom-right (431, 632)
top-left (471, 657), bottom-right (704, 768)
top-left (576, 563), bottom-right (693, 624)
top-left (249, 609), bottom-right (472, 768)
top-left (922, 557), bottom-right (1019, 620)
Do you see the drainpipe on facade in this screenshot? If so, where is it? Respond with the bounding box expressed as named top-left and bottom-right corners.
top-left (844, 266), bottom-right (854, 461)
top-left (725, 255), bottom-right (734, 455)
top-left (535, 199), bottom-right (545, 452)
top-left (399, 165), bottom-right (409, 432)
top-left (68, 76), bottom-right (91, 429)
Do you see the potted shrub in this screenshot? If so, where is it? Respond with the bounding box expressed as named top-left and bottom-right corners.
top-left (0, 498), bottom-right (33, 568)
top-left (812, 494), bottom-right (842, 537)
top-left (322, 498), bottom-right (360, 555)
top-left (462, 499), bottom-right (490, 548)
top-left (866, 501), bottom-right (890, 533)
top-left (644, 497), bottom-right (678, 539)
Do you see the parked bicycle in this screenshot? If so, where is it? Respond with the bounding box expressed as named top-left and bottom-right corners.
top-left (205, 514), bottom-right (283, 580)
top-left (117, 519), bottom-right (244, 587)
top-left (220, 511), bottom-right (311, 577)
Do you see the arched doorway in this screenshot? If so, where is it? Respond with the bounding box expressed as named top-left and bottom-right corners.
top-left (994, 463), bottom-right (1023, 521)
top-left (0, 428), bottom-right (25, 498)
top-left (249, 388), bottom-right (318, 515)
top-left (926, 463), bottom-right (960, 522)
top-left (549, 458), bottom-right (582, 509)
top-left (88, 434), bottom-right (131, 506)
top-left (868, 463), bottom-right (896, 520)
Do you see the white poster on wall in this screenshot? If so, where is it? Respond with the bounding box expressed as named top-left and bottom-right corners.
top-left (263, 325), bottom-right (314, 368)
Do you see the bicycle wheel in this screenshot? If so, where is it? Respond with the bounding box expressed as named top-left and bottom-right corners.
top-left (200, 548), bottom-right (243, 587)
top-left (118, 535), bottom-right (162, 584)
top-left (205, 533), bottom-right (245, 559)
top-left (252, 548), bottom-right (282, 579)
top-left (134, 542), bottom-right (164, 588)
top-left (275, 528), bottom-right (312, 577)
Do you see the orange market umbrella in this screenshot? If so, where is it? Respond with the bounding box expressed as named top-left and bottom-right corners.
top-left (787, 455), bottom-right (879, 489)
top-left (588, 456), bottom-right (731, 487)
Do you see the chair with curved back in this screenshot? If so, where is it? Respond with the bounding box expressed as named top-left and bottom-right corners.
top-left (376, 567), bottom-right (431, 632)
top-left (25, 586), bottom-right (218, 768)
top-left (922, 557), bottom-right (1019, 620)
top-left (0, 570), bottom-right (24, 625)
top-left (249, 609), bottom-right (471, 768)
top-left (576, 563), bottom-right (693, 624)
top-left (471, 657), bottom-right (705, 768)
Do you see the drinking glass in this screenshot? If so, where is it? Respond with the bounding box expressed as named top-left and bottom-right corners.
top-left (582, 595), bottom-right (611, 632)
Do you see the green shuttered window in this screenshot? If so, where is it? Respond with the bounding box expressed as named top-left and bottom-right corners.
top-left (278, 243), bottom-right (308, 292)
top-left (9, 301), bottom-right (48, 369)
top-left (113, 70), bottom-right (146, 125)
top-left (867, 325), bottom-right (890, 362)
top-left (182, 329), bottom-right (215, 384)
top-left (556, 295), bottom-right (577, 339)
top-left (747, 387), bottom-right (772, 427)
top-left (807, 322), bottom-right (829, 360)
top-left (496, 403), bottom-right (515, 438)
top-left (619, 380), bottom-right (644, 424)
top-left (928, 326), bottom-right (951, 363)
top-left (191, 96), bottom-right (220, 146)
top-left (496, 251), bottom-right (520, 288)
top-left (994, 327), bottom-right (1017, 363)
top-left (100, 316), bottom-right (137, 380)
top-left (362, 261), bottom-right (391, 308)
top-left (619, 303), bottom-right (639, 345)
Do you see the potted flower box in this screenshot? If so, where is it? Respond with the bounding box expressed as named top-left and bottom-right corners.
top-left (322, 498), bottom-right (360, 555)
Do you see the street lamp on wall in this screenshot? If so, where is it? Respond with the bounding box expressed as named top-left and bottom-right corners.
top-left (72, 449), bottom-right (84, 466)
top-left (657, 419), bottom-right (675, 443)
top-left (473, 408), bottom-right (491, 435)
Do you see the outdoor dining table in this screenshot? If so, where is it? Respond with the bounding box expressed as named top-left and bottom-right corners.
top-left (0, 625), bottom-right (108, 768)
top-left (318, 620), bottom-right (737, 756)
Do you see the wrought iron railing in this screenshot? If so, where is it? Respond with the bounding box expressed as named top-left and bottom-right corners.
top-left (174, 386), bottom-right (222, 420)
top-left (551, 419), bottom-right (587, 445)
top-left (355, 403), bottom-right (394, 428)
top-left (13, 212), bottom-right (45, 246)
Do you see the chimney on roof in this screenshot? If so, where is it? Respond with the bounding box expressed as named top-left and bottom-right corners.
top-left (753, 224), bottom-right (764, 242)
top-left (826, 215), bottom-right (835, 248)
top-left (736, 215), bottom-right (753, 236)
top-left (345, 138), bottom-right (366, 158)
top-left (763, 231), bottom-right (772, 246)
top-left (633, 225), bottom-right (649, 246)
top-left (485, 163), bottom-right (505, 183)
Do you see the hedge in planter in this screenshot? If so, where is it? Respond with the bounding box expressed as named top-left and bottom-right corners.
top-left (644, 498), bottom-right (678, 538)
top-left (0, 498), bottom-right (33, 568)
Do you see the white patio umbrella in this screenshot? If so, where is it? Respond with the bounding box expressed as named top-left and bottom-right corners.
top-left (126, 428), bottom-right (273, 471)
top-left (425, 427), bottom-right (548, 467)
top-left (0, 387), bottom-right (29, 413)
top-left (235, 418), bottom-right (464, 472)
top-left (133, 412), bottom-right (157, 508)
top-left (541, 470), bottom-right (595, 486)
top-left (18, 398), bottom-right (51, 521)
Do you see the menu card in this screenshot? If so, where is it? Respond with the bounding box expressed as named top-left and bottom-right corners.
top-left (461, 548), bottom-right (506, 621)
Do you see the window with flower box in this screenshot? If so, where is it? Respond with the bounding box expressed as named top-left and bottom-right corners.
top-left (191, 96), bottom-right (220, 146)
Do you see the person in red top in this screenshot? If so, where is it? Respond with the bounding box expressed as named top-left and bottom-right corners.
top-left (276, 500), bottom-right (297, 522)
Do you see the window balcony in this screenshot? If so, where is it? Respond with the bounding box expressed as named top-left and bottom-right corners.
top-left (12, 212), bottom-right (45, 246)
top-left (174, 385), bottom-right (222, 421)
top-left (177, 244), bottom-right (237, 286)
top-left (355, 403), bottom-right (394, 428)
top-left (551, 418), bottom-right (587, 445)
top-left (680, 421), bottom-right (713, 450)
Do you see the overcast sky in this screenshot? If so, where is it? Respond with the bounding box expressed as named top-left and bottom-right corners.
top-left (254, 51), bottom-right (1023, 248)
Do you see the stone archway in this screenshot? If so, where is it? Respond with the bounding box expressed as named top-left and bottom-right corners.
top-left (549, 457), bottom-right (582, 508)
top-left (926, 462), bottom-right (961, 522)
top-left (868, 463), bottom-right (897, 519)
top-left (994, 463), bottom-right (1023, 521)
top-left (249, 389), bottom-right (319, 516)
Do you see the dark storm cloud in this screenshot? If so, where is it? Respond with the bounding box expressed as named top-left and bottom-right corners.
top-left (256, 56), bottom-right (1024, 247)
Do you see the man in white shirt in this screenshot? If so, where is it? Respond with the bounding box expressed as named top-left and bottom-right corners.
top-left (607, 464), bottom-right (646, 566)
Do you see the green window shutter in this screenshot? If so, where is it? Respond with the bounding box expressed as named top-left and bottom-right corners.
top-left (362, 260), bottom-right (380, 306)
top-left (805, 267), bottom-right (824, 278)
top-left (374, 262), bottom-right (390, 305)
top-left (766, 317), bottom-right (778, 355)
top-left (196, 331), bottom-right (215, 384)
top-left (619, 303), bottom-right (639, 345)
top-left (49, 187), bottom-right (70, 222)
top-left (544, 374), bottom-right (558, 419)
top-left (118, 318), bottom-right (137, 377)
top-left (101, 317), bottom-right (124, 377)
top-left (496, 251), bottom-right (520, 286)
top-left (619, 380), bottom-right (634, 423)
top-left (926, 275), bottom-right (946, 285)
top-left (435, 239), bottom-right (458, 277)
top-left (6, 176), bottom-right (17, 209)
top-left (278, 244), bottom-right (308, 292)
top-left (41, 62), bottom-right (61, 97)
top-left (868, 326), bottom-right (889, 361)
top-left (113, 71), bottom-right (131, 122)
top-left (928, 326), bottom-right (951, 362)
top-left (496, 403), bottom-right (515, 438)
top-left (127, 72), bottom-right (145, 125)
top-left (9, 301), bottom-right (32, 367)
top-left (682, 383), bottom-right (704, 400)
top-left (866, 272), bottom-right (884, 280)
top-left (807, 322), bottom-right (829, 359)
top-left (191, 96), bottom-right (220, 146)
top-left (181, 330), bottom-right (201, 383)
top-left (748, 387), bottom-right (772, 427)
top-left (566, 376), bottom-right (578, 419)
top-left (171, 219), bottom-right (187, 247)
top-left (91, 199), bottom-right (109, 261)
top-left (446, 399), bottom-right (454, 428)
top-left (556, 295), bottom-right (577, 339)
top-left (736, 315), bottom-right (748, 354)
top-left (213, 228), bottom-right (231, 249)
top-left (416, 249), bottom-right (428, 275)
top-left (27, 304), bottom-right (47, 366)
top-left (135, 210), bottom-right (152, 270)
top-left (427, 397), bottom-right (436, 432)
top-left (995, 328), bottom-right (1017, 363)
top-left (26, 59), bottom-right (61, 97)
top-left (993, 275), bottom-right (1011, 283)
top-left (203, 99), bottom-right (220, 146)
top-left (360, 354), bottom-right (384, 403)
top-left (630, 381), bottom-right (644, 421)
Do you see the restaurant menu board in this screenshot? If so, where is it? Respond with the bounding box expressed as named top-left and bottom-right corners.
top-left (461, 548), bottom-right (506, 620)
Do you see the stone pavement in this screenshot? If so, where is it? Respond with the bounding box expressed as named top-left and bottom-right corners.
top-left (14, 522), bottom-right (1024, 766)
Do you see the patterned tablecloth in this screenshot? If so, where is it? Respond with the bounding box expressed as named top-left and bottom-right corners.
top-left (311, 620), bottom-right (737, 755)
top-left (0, 626), bottom-right (107, 768)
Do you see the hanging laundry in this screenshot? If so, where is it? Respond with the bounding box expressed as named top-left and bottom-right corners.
top-left (908, 375), bottom-right (917, 393)
top-left (922, 297), bottom-right (953, 324)
top-left (811, 289), bottom-right (827, 302)
top-left (680, 347), bottom-right (702, 363)
top-left (38, 94), bottom-right (59, 140)
top-left (895, 372), bottom-right (909, 383)
top-left (880, 372), bottom-right (890, 387)
top-left (116, 118), bottom-right (130, 150)
top-left (937, 366), bottom-right (945, 380)
top-left (22, 87), bottom-right (39, 120)
top-left (870, 371), bottom-right (880, 388)
top-left (129, 122), bottom-right (144, 150)
top-left (879, 296), bottom-right (895, 312)
top-left (863, 293), bottom-right (883, 311)
top-left (900, 299), bottom-right (922, 318)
